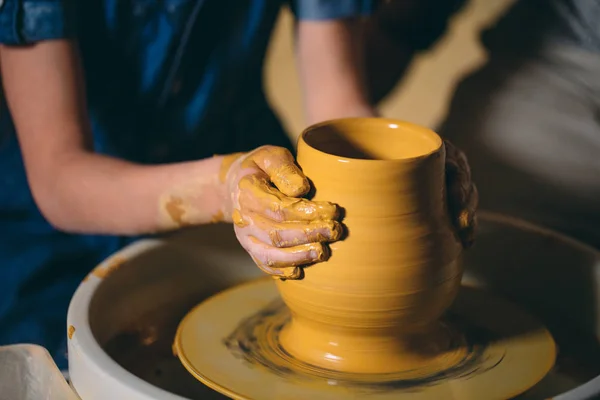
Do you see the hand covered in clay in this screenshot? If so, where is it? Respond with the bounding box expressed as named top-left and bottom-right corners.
top-left (221, 146), bottom-right (343, 280)
top-left (444, 140), bottom-right (479, 248)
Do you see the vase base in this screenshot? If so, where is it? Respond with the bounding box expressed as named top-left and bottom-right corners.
top-left (174, 278), bottom-right (556, 400)
top-left (278, 317), bottom-right (471, 376)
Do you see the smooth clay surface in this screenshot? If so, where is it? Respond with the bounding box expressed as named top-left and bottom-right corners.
top-left (174, 278), bottom-right (556, 400)
top-left (275, 118), bottom-right (465, 374)
top-left (77, 214), bottom-right (599, 400)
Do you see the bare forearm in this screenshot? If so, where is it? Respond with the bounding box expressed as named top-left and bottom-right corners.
top-left (0, 40), bottom-right (229, 235)
top-left (296, 19), bottom-right (375, 124)
top-left (38, 152), bottom-right (228, 235)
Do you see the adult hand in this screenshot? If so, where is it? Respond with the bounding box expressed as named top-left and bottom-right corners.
top-left (444, 140), bottom-right (479, 248)
top-left (221, 146), bottom-right (343, 279)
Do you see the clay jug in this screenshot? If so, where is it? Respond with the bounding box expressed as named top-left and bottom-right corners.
top-left (276, 118), bottom-right (465, 376)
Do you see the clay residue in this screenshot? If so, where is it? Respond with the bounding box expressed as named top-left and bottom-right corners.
top-left (238, 175), bottom-right (337, 221)
top-left (248, 237), bottom-right (328, 280)
top-left (241, 147), bottom-right (309, 197)
top-left (218, 152), bottom-right (245, 183)
top-left (139, 326), bottom-right (159, 346)
top-left (210, 210), bottom-right (224, 224)
top-left (458, 209), bottom-right (470, 229)
top-left (250, 254), bottom-right (302, 280)
top-left (222, 298), bottom-right (498, 391)
top-left (164, 196), bottom-right (190, 227)
top-left (159, 172), bottom-right (227, 228)
top-left (232, 209), bottom-right (249, 228)
top-left (268, 220), bottom-right (340, 248)
top-left (68, 325), bottom-right (76, 340)
top-left (92, 256), bottom-right (127, 279)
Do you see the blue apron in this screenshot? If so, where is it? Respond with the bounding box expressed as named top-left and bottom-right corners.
top-left (0, 0), bottom-right (373, 370)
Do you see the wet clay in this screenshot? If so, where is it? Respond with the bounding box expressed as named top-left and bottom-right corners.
top-left (225, 146), bottom-right (341, 280)
top-left (237, 175), bottom-right (337, 222)
top-left (174, 278), bottom-right (556, 400)
top-left (231, 209), bottom-right (249, 228)
top-left (164, 196), bottom-right (191, 227)
top-left (68, 325), bottom-right (76, 340)
top-left (224, 298), bottom-right (472, 384)
top-left (158, 173), bottom-right (227, 229)
top-left (227, 146), bottom-right (335, 224)
top-left (92, 255), bottom-right (128, 279)
top-left (218, 147), bottom-right (310, 197)
top-left (275, 118), bottom-right (464, 374)
top-left (217, 152), bottom-right (245, 183)
top-left (248, 237), bottom-right (328, 279)
top-left (240, 146), bottom-right (310, 197)
top-left (210, 210), bottom-right (224, 224)
top-left (251, 259), bottom-right (301, 280)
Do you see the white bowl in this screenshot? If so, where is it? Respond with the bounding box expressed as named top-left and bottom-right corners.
top-left (67, 214), bottom-right (600, 400)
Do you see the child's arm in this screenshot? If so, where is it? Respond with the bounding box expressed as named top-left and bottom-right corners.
top-left (2, 40), bottom-right (230, 235)
top-left (1, 39), bottom-right (341, 275)
top-left (296, 18), bottom-right (376, 124)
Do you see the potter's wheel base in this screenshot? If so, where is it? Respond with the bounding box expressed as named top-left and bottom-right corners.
top-left (174, 278), bottom-right (557, 400)
top-left (278, 316), bottom-right (471, 376)
top-left (222, 302), bottom-right (474, 384)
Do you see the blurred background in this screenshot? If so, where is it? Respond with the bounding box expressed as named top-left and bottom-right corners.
top-left (266, 0), bottom-right (600, 250)
top-left (265, 0), bottom-right (515, 140)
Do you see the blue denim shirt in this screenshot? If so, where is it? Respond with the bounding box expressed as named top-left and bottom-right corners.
top-left (0, 0), bottom-right (373, 369)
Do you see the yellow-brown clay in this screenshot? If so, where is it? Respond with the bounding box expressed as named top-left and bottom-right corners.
top-left (458, 209), bottom-right (470, 229)
top-left (67, 325), bottom-right (76, 340)
top-left (247, 212), bottom-right (342, 247)
top-left (249, 237), bottom-right (327, 267)
top-left (238, 175), bottom-right (337, 222)
top-left (159, 175), bottom-right (222, 227)
top-left (241, 147), bottom-right (310, 197)
top-left (276, 118), bottom-right (465, 375)
top-left (92, 255), bottom-right (127, 279)
top-left (232, 209), bottom-right (249, 227)
top-left (218, 152), bottom-right (245, 183)
top-left (246, 236), bottom-right (329, 279)
top-left (210, 210), bottom-right (224, 224)
top-left (164, 196), bottom-right (189, 226)
top-left (250, 256), bottom-right (301, 279)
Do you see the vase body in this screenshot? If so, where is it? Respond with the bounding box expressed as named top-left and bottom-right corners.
top-left (277, 118), bottom-right (465, 375)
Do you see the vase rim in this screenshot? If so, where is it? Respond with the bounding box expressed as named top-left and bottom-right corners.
top-left (299, 117), bottom-right (443, 164)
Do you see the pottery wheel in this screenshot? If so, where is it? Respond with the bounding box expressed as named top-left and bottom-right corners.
top-left (174, 278), bottom-right (556, 400)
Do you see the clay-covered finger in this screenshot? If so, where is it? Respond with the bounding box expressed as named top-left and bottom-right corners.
top-left (243, 146), bottom-right (310, 197)
top-left (233, 211), bottom-right (343, 247)
top-left (252, 261), bottom-right (302, 279)
top-left (460, 184), bottom-right (479, 228)
top-left (237, 235), bottom-right (329, 279)
top-left (451, 180), bottom-right (478, 229)
top-left (444, 140), bottom-right (472, 207)
top-left (444, 140), bottom-right (471, 182)
top-left (238, 174), bottom-right (338, 222)
top-left (455, 184), bottom-right (478, 248)
top-left (457, 213), bottom-right (477, 249)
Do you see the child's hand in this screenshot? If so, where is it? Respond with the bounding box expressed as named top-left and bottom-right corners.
top-left (221, 146), bottom-right (343, 279)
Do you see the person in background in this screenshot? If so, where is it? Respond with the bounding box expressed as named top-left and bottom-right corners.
top-left (0, 0), bottom-right (478, 369)
top-left (367, 0), bottom-right (600, 248)
top-left (364, 0), bottom-right (467, 104)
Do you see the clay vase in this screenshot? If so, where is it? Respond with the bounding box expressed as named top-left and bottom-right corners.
top-left (276, 118), bottom-right (465, 376)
